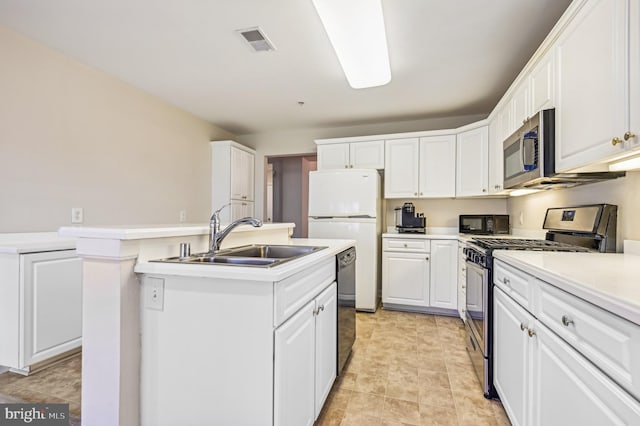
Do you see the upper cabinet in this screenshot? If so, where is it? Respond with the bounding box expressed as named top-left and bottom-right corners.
top-left (456, 126), bottom-right (489, 196)
top-left (529, 51), bottom-right (555, 114)
top-left (211, 140), bottom-right (256, 223)
top-left (317, 140), bottom-right (384, 170)
top-left (384, 135), bottom-right (456, 199)
top-left (554, 0), bottom-right (633, 171)
top-left (488, 115), bottom-right (505, 194)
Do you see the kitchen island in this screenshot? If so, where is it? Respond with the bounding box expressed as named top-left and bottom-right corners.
top-left (59, 222), bottom-right (354, 426)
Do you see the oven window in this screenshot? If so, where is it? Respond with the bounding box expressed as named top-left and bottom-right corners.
top-left (504, 139), bottom-right (523, 181)
top-left (466, 262), bottom-right (486, 342)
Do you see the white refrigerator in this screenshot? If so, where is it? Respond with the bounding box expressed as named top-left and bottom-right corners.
top-left (308, 169), bottom-right (381, 312)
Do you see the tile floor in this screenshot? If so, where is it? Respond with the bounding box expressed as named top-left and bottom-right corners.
top-left (315, 309), bottom-right (511, 426)
top-left (0, 354), bottom-right (82, 420)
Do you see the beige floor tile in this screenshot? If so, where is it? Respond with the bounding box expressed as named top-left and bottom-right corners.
top-left (381, 397), bottom-right (421, 425)
top-left (418, 386), bottom-right (455, 409)
top-left (341, 411), bottom-right (383, 425)
top-left (386, 378), bottom-right (419, 403)
top-left (354, 373), bottom-right (387, 396)
top-left (419, 404), bottom-right (459, 426)
top-left (345, 391), bottom-right (385, 418)
top-left (417, 370), bottom-right (451, 389)
top-left (316, 407), bottom-right (346, 426)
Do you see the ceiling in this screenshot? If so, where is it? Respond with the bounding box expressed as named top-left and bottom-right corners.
top-left (0, 0), bottom-right (572, 135)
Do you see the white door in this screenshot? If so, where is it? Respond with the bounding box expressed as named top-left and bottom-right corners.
top-left (350, 140), bottom-right (385, 169)
top-left (308, 169), bottom-right (379, 217)
top-left (314, 283), bottom-right (337, 419)
top-left (382, 251), bottom-right (429, 307)
top-left (274, 300), bottom-right (316, 426)
top-left (384, 138), bottom-right (419, 198)
top-left (532, 321), bottom-right (640, 425)
top-left (493, 287), bottom-right (532, 426)
top-left (456, 126), bottom-right (489, 196)
top-left (529, 51), bottom-right (555, 113)
top-left (419, 135), bottom-right (456, 198)
top-left (429, 240), bottom-right (457, 310)
top-left (308, 219), bottom-right (378, 311)
top-left (317, 144), bottom-right (350, 170)
top-left (554, 0), bottom-right (629, 171)
top-left (21, 250), bottom-right (82, 368)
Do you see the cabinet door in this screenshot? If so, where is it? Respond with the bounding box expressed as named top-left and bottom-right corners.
top-left (274, 300), bottom-right (316, 426)
top-left (230, 147), bottom-right (254, 201)
top-left (529, 51), bottom-right (555, 113)
top-left (630, 0), bottom-right (640, 151)
top-left (510, 81), bottom-right (530, 132)
top-left (488, 115), bottom-right (504, 194)
top-left (493, 287), bottom-right (533, 426)
top-left (419, 135), bottom-right (456, 197)
top-left (317, 144), bottom-right (350, 170)
top-left (230, 200), bottom-right (254, 221)
top-left (532, 321), bottom-right (640, 425)
top-left (384, 138), bottom-right (420, 198)
top-left (555, 0), bottom-right (629, 171)
top-left (429, 240), bottom-right (457, 310)
top-left (456, 126), bottom-right (489, 196)
top-left (315, 283), bottom-right (337, 419)
top-left (382, 251), bottom-right (429, 307)
top-left (350, 140), bottom-right (384, 169)
top-left (21, 250), bottom-right (82, 368)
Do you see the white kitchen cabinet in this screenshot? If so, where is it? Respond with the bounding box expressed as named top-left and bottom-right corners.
top-left (418, 135), bottom-right (456, 198)
top-left (385, 135), bottom-right (456, 199)
top-left (494, 286), bottom-right (533, 426)
top-left (457, 241), bottom-right (467, 320)
top-left (510, 81), bottom-right (529, 134)
top-left (456, 126), bottom-right (489, 196)
top-left (554, 0), bottom-right (630, 171)
top-left (529, 51), bottom-right (555, 114)
top-left (488, 114), bottom-right (505, 194)
top-left (382, 250), bottom-right (430, 307)
top-left (384, 138), bottom-right (420, 198)
top-left (429, 240), bottom-right (457, 310)
top-left (493, 258), bottom-right (640, 426)
top-left (0, 248), bottom-right (82, 373)
top-left (317, 140), bottom-right (384, 170)
top-left (274, 282), bottom-right (337, 425)
top-left (211, 140), bottom-right (256, 223)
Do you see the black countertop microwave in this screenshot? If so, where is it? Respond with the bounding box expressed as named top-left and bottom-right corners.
top-left (459, 215), bottom-right (510, 235)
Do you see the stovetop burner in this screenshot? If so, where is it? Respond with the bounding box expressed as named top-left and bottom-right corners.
top-left (471, 237), bottom-right (591, 252)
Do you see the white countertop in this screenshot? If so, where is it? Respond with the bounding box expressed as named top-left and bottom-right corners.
top-left (493, 250), bottom-right (640, 326)
top-left (134, 238), bottom-right (356, 282)
top-left (0, 232), bottom-right (76, 254)
top-left (59, 222), bottom-right (294, 240)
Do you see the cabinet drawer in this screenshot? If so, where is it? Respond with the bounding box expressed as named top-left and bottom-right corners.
top-left (383, 238), bottom-right (430, 252)
top-left (274, 257), bottom-right (335, 327)
top-left (493, 260), bottom-right (532, 310)
top-left (537, 280), bottom-right (640, 401)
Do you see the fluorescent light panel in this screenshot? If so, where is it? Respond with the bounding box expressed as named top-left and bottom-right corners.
top-left (609, 155), bottom-right (640, 171)
top-left (312, 0), bottom-right (391, 89)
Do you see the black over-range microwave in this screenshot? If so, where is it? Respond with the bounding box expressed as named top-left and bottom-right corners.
top-left (459, 215), bottom-right (510, 235)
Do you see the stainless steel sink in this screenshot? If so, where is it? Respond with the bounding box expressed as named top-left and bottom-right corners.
top-left (150, 244), bottom-right (327, 268)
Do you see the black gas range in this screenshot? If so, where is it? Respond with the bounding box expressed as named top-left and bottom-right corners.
top-left (463, 204), bottom-right (618, 399)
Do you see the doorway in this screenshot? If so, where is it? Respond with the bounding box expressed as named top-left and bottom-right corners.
top-left (265, 154), bottom-right (317, 238)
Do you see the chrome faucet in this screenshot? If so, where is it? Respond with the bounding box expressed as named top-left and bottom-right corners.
top-left (209, 204), bottom-right (263, 253)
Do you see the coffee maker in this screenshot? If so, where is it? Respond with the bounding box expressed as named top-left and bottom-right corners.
top-left (394, 203), bottom-right (426, 233)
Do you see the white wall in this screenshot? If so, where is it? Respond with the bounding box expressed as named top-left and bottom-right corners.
top-left (0, 27), bottom-right (234, 232)
top-left (237, 114), bottom-right (488, 220)
top-left (507, 172), bottom-right (640, 251)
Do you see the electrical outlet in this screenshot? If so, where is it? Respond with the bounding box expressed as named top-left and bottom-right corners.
top-left (145, 277), bottom-right (164, 311)
top-left (179, 210), bottom-right (187, 223)
top-left (71, 207), bottom-right (84, 224)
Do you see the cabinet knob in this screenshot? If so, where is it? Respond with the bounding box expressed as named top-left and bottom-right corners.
top-left (528, 329), bottom-right (536, 338)
top-left (561, 315), bottom-right (574, 327)
top-left (345, 165), bottom-right (349, 168)
top-left (503, 277), bottom-right (510, 285)
top-left (414, 192), bottom-right (418, 196)
top-left (612, 137), bottom-right (623, 146)
top-left (462, 285), bottom-right (466, 289)
top-left (482, 188), bottom-right (487, 193)
top-left (350, 165), bottom-right (354, 168)
top-left (425, 256), bottom-right (429, 261)
top-left (419, 192), bottom-right (423, 196)
top-left (624, 131), bottom-right (636, 141)
top-left (520, 323), bottom-right (526, 331)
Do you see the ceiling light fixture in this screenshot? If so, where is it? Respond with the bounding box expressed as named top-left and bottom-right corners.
top-left (311, 0), bottom-right (391, 89)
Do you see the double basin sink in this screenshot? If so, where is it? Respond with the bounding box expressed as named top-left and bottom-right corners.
top-left (151, 244), bottom-right (327, 268)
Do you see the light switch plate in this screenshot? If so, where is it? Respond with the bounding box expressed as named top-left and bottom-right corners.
top-left (145, 277), bottom-right (164, 311)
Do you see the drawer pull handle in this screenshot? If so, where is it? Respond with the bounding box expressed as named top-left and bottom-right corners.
top-left (404, 243), bottom-right (408, 248)
top-left (503, 277), bottom-right (510, 285)
top-left (520, 323), bottom-right (526, 331)
top-left (528, 329), bottom-right (536, 338)
top-left (561, 315), bottom-right (574, 327)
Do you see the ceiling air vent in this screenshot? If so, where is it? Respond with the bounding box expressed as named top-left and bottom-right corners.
top-left (237, 27), bottom-right (276, 52)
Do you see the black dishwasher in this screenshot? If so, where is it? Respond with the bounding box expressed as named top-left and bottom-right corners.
top-left (336, 247), bottom-right (356, 374)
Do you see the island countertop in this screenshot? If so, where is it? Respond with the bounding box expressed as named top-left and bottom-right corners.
top-left (134, 238), bottom-right (356, 282)
top-left (493, 250), bottom-right (640, 326)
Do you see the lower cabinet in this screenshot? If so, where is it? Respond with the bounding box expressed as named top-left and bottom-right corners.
top-left (494, 263), bottom-right (640, 425)
top-left (0, 249), bottom-right (82, 373)
top-left (382, 237), bottom-right (457, 313)
top-left (274, 282), bottom-right (337, 425)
